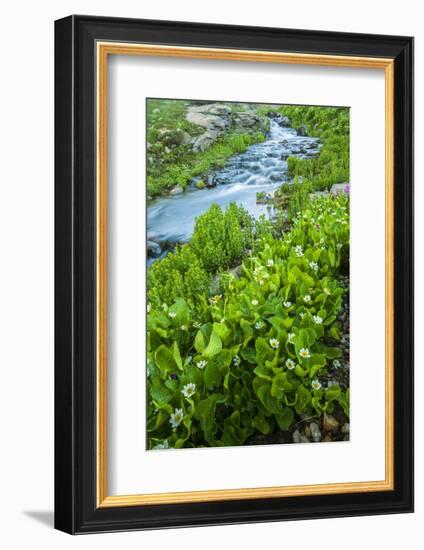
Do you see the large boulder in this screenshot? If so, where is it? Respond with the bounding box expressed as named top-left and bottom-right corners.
top-left (233, 111), bottom-right (269, 133)
top-left (296, 125), bottom-right (308, 136)
top-left (186, 103), bottom-right (232, 131)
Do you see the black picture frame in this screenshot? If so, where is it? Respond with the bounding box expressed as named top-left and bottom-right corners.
top-left (55, 15), bottom-right (414, 534)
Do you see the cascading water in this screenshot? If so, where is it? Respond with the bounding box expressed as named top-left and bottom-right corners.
top-left (147, 118), bottom-right (321, 262)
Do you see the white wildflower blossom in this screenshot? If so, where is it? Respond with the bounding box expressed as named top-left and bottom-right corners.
top-left (169, 408), bottom-right (184, 429)
top-left (285, 358), bottom-right (295, 370)
top-left (233, 355), bottom-right (241, 366)
top-left (288, 332), bottom-right (295, 344)
top-left (180, 325), bottom-right (187, 331)
top-left (267, 259), bottom-right (274, 267)
top-left (255, 320), bottom-right (265, 330)
top-left (299, 348), bottom-right (310, 359)
top-left (193, 321), bottom-right (201, 329)
top-left (269, 338), bottom-right (279, 350)
top-left (308, 260), bottom-right (319, 272)
top-left (181, 383), bottom-right (196, 399)
top-left (313, 315), bottom-right (323, 325)
top-left (283, 301), bottom-right (292, 308)
top-left (162, 303), bottom-right (168, 311)
top-left (303, 294), bottom-right (311, 303)
top-left (295, 245), bottom-right (304, 257)
top-left (311, 379), bottom-right (322, 391)
top-left (299, 312), bottom-right (306, 319)
top-left (251, 299), bottom-right (259, 306)
top-left (168, 311), bottom-right (177, 318)
top-left (196, 360), bottom-right (208, 369)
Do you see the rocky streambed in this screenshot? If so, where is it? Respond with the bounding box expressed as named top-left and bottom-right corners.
top-left (147, 113), bottom-right (322, 263)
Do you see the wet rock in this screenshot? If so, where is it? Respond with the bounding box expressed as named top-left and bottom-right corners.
top-left (147, 240), bottom-right (161, 258)
top-left (296, 125), bottom-right (308, 136)
top-left (206, 175), bottom-right (216, 188)
top-left (323, 413), bottom-right (340, 433)
top-left (280, 115), bottom-right (291, 127)
top-left (310, 422), bottom-right (321, 442)
top-left (169, 186), bottom-right (184, 195)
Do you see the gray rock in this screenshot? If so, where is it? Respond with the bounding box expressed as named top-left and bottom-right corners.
top-left (292, 430), bottom-right (302, 444)
top-left (280, 115), bottom-right (291, 127)
top-left (309, 422), bottom-right (321, 442)
top-left (300, 435), bottom-right (310, 443)
top-left (341, 423), bottom-right (350, 435)
top-left (296, 125), bottom-right (308, 136)
top-left (169, 186), bottom-right (184, 195)
top-left (147, 240), bottom-right (161, 257)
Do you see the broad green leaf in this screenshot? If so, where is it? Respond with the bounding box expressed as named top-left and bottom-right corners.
top-left (295, 385), bottom-right (312, 414)
top-left (275, 407), bottom-right (294, 430)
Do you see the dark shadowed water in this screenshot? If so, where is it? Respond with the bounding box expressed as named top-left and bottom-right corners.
top-left (147, 120), bottom-right (321, 262)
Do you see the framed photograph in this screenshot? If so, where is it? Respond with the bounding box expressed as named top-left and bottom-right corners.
top-left (54, 15), bottom-right (414, 534)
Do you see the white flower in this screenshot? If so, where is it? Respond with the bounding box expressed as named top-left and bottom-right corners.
top-left (313, 315), bottom-right (323, 325)
top-left (251, 299), bottom-right (259, 306)
top-left (147, 303), bottom-right (151, 313)
top-left (333, 359), bottom-right (341, 369)
top-left (255, 320), bottom-right (265, 330)
top-left (181, 383), bottom-right (196, 399)
top-left (196, 360), bottom-right (208, 369)
top-left (336, 243), bottom-right (343, 249)
top-left (288, 332), bottom-right (295, 343)
top-left (299, 312), bottom-right (306, 319)
top-left (285, 358), bottom-right (295, 370)
top-left (193, 321), bottom-right (201, 329)
top-left (168, 311), bottom-right (176, 318)
top-left (153, 440), bottom-right (169, 450)
top-left (162, 303), bottom-right (168, 311)
top-left (308, 261), bottom-right (318, 272)
top-left (269, 338), bottom-right (279, 349)
top-left (180, 325), bottom-right (187, 331)
top-left (267, 259), bottom-right (274, 267)
top-left (233, 355), bottom-right (241, 366)
top-left (283, 301), bottom-right (292, 308)
top-left (311, 379), bottom-right (322, 391)
top-left (295, 245), bottom-right (304, 257)
top-left (299, 348), bottom-right (310, 359)
top-left (169, 408), bottom-right (184, 429)
top-left (303, 294), bottom-right (311, 303)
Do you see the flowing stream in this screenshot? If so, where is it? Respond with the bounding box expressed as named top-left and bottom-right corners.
top-left (147, 119), bottom-right (321, 263)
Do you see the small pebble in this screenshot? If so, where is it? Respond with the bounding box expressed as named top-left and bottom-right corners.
top-left (292, 430), bottom-right (301, 444)
top-left (341, 423), bottom-right (350, 434)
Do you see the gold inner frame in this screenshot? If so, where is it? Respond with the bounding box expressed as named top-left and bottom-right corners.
top-left (96, 42), bottom-right (395, 508)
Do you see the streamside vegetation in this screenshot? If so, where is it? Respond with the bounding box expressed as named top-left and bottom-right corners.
top-left (146, 100), bottom-right (350, 450)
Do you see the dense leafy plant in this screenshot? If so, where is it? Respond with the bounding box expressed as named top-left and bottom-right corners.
top-left (147, 195), bottom-right (349, 449)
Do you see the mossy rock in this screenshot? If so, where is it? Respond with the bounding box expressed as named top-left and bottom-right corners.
top-left (196, 180), bottom-right (206, 189)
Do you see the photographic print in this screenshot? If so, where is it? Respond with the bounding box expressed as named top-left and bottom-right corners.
top-left (146, 99), bottom-right (350, 450)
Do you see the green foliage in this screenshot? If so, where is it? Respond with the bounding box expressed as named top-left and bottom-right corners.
top-left (190, 203), bottom-right (255, 272)
top-left (273, 105), bottom-right (349, 192)
top-left (146, 99), bottom-right (266, 198)
top-left (147, 195), bottom-right (350, 449)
